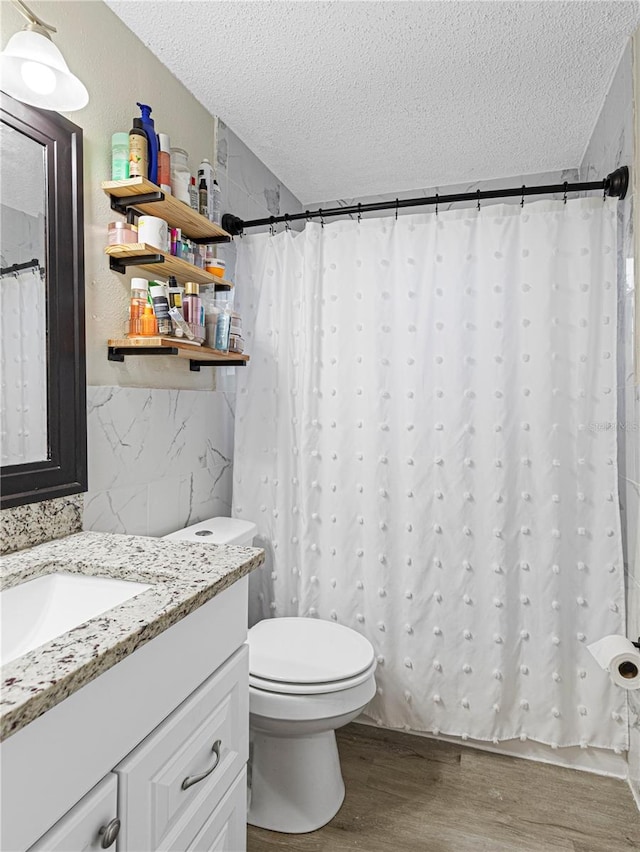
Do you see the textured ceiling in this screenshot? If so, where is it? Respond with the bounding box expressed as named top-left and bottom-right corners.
top-left (107, 1), bottom-right (640, 204)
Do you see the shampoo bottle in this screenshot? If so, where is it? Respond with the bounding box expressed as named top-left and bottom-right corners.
top-left (136, 102), bottom-right (159, 184)
top-left (129, 119), bottom-right (147, 178)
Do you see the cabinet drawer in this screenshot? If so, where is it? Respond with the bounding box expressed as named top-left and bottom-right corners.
top-left (182, 769), bottom-right (246, 852)
top-left (116, 645), bottom-right (248, 852)
top-left (28, 774), bottom-right (118, 852)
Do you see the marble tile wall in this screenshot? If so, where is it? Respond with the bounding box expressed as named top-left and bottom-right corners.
top-left (579, 40), bottom-right (638, 801)
top-left (214, 120), bottom-right (304, 282)
top-left (83, 386), bottom-right (235, 537)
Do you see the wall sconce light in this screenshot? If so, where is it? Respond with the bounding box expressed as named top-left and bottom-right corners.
top-left (0, 0), bottom-right (88, 111)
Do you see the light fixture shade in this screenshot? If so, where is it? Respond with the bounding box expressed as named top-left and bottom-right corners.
top-left (0, 29), bottom-right (88, 111)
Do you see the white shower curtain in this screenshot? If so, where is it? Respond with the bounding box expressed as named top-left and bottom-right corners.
top-left (1, 267), bottom-right (47, 466)
top-left (233, 197), bottom-right (627, 752)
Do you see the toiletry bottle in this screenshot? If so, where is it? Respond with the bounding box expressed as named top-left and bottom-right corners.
top-left (128, 277), bottom-right (148, 336)
top-left (210, 178), bottom-right (221, 225)
top-left (189, 176), bottom-right (198, 210)
top-left (157, 133), bottom-right (171, 194)
top-left (203, 292), bottom-right (221, 348)
top-left (170, 147), bottom-right (190, 204)
top-left (198, 158), bottom-right (214, 221)
top-left (129, 119), bottom-right (147, 178)
top-left (170, 227), bottom-right (181, 257)
top-left (139, 304), bottom-right (158, 336)
top-left (136, 103), bottom-right (158, 184)
top-left (169, 307), bottom-right (196, 340)
top-left (111, 132), bottom-right (129, 180)
top-left (198, 177), bottom-right (208, 217)
top-left (215, 304), bottom-right (231, 352)
top-left (183, 282), bottom-right (202, 325)
top-left (149, 283), bottom-right (172, 336)
top-left (168, 276), bottom-right (184, 311)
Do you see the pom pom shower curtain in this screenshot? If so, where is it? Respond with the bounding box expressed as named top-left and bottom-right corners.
top-left (233, 197), bottom-right (627, 752)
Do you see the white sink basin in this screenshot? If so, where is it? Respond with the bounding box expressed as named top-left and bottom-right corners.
top-left (1, 572), bottom-right (151, 666)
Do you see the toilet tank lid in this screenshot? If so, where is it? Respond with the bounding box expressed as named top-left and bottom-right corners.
top-left (248, 617), bottom-right (375, 684)
top-left (163, 517), bottom-right (257, 545)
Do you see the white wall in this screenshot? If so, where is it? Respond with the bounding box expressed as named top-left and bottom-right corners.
top-left (580, 37), bottom-right (639, 802)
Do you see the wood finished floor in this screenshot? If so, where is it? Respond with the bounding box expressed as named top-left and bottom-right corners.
top-left (247, 723), bottom-right (640, 852)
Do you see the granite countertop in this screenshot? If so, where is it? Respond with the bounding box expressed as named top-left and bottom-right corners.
top-left (0, 531), bottom-right (264, 741)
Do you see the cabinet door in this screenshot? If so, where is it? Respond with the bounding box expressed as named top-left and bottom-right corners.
top-left (183, 769), bottom-right (246, 852)
top-left (28, 774), bottom-right (119, 852)
top-left (116, 645), bottom-right (248, 852)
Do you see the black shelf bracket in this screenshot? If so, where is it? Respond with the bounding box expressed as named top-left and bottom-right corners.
top-left (191, 234), bottom-right (231, 245)
top-left (109, 254), bottom-right (163, 275)
top-left (108, 346), bottom-right (246, 369)
top-left (110, 191), bottom-right (165, 224)
top-left (108, 346), bottom-right (179, 362)
top-left (189, 358), bottom-right (247, 371)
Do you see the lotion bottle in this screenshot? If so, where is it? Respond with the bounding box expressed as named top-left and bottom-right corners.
top-left (136, 102), bottom-right (159, 184)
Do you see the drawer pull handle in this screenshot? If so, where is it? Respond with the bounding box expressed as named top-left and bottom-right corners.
top-left (99, 817), bottom-right (120, 849)
top-left (181, 739), bottom-right (222, 791)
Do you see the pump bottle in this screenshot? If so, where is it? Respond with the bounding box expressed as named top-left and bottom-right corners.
top-left (136, 102), bottom-right (159, 185)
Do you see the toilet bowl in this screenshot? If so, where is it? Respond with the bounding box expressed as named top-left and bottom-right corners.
top-left (247, 617), bottom-right (377, 834)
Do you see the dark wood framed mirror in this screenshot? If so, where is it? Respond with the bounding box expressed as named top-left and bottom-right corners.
top-left (1, 92), bottom-right (86, 508)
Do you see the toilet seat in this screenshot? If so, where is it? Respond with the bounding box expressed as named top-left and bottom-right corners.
top-left (248, 616), bottom-right (375, 686)
top-left (249, 658), bottom-right (377, 695)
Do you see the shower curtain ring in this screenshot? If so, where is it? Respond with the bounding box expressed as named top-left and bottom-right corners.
top-left (285, 214), bottom-right (290, 231)
top-left (319, 208), bottom-right (324, 228)
top-left (563, 182), bottom-right (568, 204)
top-left (395, 198), bottom-right (399, 220)
top-left (269, 216), bottom-right (276, 236)
top-left (435, 193), bottom-right (439, 216)
top-left (357, 203), bottom-right (362, 223)
top-left (477, 189), bottom-right (481, 211)
top-left (521, 185), bottom-right (526, 208)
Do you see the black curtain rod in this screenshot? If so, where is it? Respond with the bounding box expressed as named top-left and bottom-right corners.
top-left (0, 258), bottom-right (42, 277)
top-left (221, 166), bottom-right (629, 236)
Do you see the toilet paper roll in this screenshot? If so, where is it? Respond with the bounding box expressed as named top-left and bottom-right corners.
top-left (587, 634), bottom-right (640, 690)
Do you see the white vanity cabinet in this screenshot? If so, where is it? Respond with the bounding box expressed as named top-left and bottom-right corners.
top-left (2, 576), bottom-right (251, 852)
top-left (115, 646), bottom-right (248, 851)
top-left (27, 775), bottom-right (119, 852)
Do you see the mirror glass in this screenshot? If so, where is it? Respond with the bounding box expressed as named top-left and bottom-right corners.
top-left (0, 121), bottom-right (48, 466)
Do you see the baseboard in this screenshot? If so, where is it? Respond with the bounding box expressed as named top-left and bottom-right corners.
top-left (354, 717), bottom-right (628, 780)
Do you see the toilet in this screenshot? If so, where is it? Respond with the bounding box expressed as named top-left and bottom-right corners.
top-left (164, 516), bottom-right (377, 835)
top-left (247, 617), bottom-right (376, 834)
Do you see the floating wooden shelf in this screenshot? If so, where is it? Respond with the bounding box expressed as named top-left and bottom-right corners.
top-left (108, 337), bottom-right (249, 371)
top-left (104, 243), bottom-right (233, 289)
top-left (102, 177), bottom-right (231, 243)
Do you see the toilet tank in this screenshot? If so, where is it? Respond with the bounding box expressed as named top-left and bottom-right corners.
top-left (163, 517), bottom-right (257, 546)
